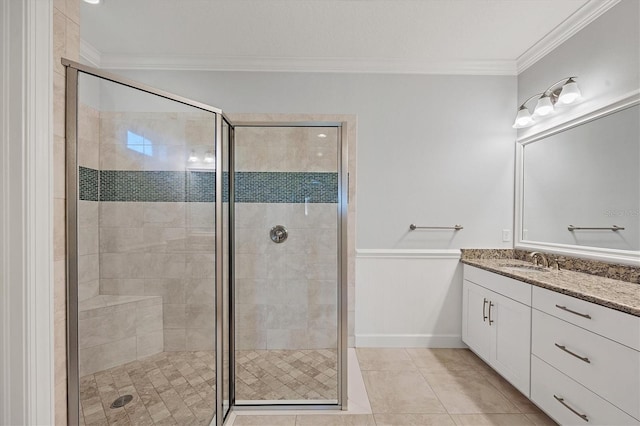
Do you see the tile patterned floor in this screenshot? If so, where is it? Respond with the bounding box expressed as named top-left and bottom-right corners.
top-left (235, 349), bottom-right (338, 401)
top-left (80, 348), bottom-right (558, 425)
top-left (231, 348), bottom-right (559, 426)
top-left (79, 349), bottom-right (337, 425)
top-left (79, 351), bottom-right (217, 425)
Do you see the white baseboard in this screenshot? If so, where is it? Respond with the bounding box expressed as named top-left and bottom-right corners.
top-left (355, 334), bottom-right (466, 348)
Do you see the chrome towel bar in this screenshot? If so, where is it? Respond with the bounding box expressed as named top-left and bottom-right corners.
top-left (568, 225), bottom-right (625, 231)
top-left (409, 224), bottom-right (463, 231)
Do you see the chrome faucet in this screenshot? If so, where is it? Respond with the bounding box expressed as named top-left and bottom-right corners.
top-left (529, 252), bottom-right (549, 268)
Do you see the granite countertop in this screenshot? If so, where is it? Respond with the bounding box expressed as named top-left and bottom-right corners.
top-left (461, 258), bottom-right (640, 317)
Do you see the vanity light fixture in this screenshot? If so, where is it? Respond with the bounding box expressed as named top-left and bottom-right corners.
top-left (558, 78), bottom-right (581, 104)
top-left (188, 150), bottom-right (199, 162)
top-left (534, 95), bottom-right (554, 117)
top-left (513, 77), bottom-right (582, 128)
top-left (82, 0), bottom-right (101, 4)
top-left (204, 151), bottom-right (215, 163)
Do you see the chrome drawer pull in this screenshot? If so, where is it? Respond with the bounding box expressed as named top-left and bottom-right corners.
top-left (555, 343), bottom-right (591, 364)
top-left (483, 298), bottom-right (488, 322)
top-left (554, 395), bottom-right (589, 422)
top-left (555, 304), bottom-right (591, 319)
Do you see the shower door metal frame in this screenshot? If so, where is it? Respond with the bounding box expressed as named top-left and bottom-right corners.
top-left (63, 58), bottom-right (349, 424)
top-left (229, 121), bottom-right (349, 411)
top-left (62, 59), bottom-right (231, 426)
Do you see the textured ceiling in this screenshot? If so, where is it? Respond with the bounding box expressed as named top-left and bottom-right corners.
top-left (81, 0), bottom-right (594, 72)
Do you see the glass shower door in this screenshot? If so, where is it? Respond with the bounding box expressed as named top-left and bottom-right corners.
top-left (67, 62), bottom-right (230, 426)
top-left (233, 125), bottom-right (344, 406)
top-left (66, 60), bottom-right (347, 424)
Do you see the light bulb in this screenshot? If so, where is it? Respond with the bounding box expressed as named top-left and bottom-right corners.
top-left (317, 133), bottom-right (327, 138)
top-left (534, 95), bottom-right (554, 116)
top-left (558, 80), bottom-right (581, 104)
top-left (83, 0), bottom-right (101, 4)
top-left (204, 151), bottom-right (215, 163)
top-left (513, 107), bottom-right (534, 128)
top-left (188, 150), bottom-right (198, 162)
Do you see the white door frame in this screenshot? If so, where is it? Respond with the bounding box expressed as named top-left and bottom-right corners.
top-left (0, 0), bottom-right (54, 424)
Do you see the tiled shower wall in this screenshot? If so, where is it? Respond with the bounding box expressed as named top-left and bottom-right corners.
top-left (229, 113), bottom-right (358, 348)
top-left (234, 127), bottom-right (340, 350)
top-left (78, 104), bottom-right (100, 302)
top-left (75, 109), bottom-right (355, 359)
top-left (87, 116), bottom-right (345, 352)
top-left (80, 111), bottom-right (218, 353)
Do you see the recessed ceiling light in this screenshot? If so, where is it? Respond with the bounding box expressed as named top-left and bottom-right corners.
top-left (317, 133), bottom-right (327, 138)
top-left (83, 0), bottom-right (101, 4)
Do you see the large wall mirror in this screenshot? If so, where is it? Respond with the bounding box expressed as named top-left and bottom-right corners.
top-left (516, 95), bottom-right (640, 266)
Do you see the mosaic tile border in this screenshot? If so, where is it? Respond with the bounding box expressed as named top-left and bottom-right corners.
top-left (79, 167), bottom-right (99, 201)
top-left (235, 172), bottom-right (337, 203)
top-left (100, 170), bottom-right (187, 202)
top-left (79, 167), bottom-right (338, 204)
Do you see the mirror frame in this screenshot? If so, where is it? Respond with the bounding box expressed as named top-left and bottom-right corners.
top-left (515, 90), bottom-right (640, 267)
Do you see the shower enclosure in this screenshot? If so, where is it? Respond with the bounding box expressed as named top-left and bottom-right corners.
top-left (232, 125), bottom-right (346, 407)
top-left (64, 60), bottom-right (347, 425)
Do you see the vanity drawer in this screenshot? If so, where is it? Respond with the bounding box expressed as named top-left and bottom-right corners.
top-left (532, 309), bottom-right (640, 420)
top-left (532, 286), bottom-right (640, 350)
top-left (464, 265), bottom-right (531, 305)
top-left (531, 355), bottom-right (640, 425)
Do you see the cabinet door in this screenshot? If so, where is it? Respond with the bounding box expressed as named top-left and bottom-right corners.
top-left (462, 280), bottom-right (492, 362)
top-left (490, 291), bottom-right (531, 396)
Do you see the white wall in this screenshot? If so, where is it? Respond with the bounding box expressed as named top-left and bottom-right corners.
top-left (113, 70), bottom-right (518, 250)
top-left (108, 69), bottom-right (516, 348)
top-left (517, 0), bottom-right (639, 139)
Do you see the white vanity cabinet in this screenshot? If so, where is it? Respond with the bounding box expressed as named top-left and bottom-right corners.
top-left (531, 286), bottom-right (640, 425)
top-left (462, 263), bottom-right (640, 425)
top-left (462, 265), bottom-right (532, 396)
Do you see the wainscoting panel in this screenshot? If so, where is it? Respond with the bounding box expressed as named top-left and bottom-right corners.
top-left (355, 249), bottom-right (465, 348)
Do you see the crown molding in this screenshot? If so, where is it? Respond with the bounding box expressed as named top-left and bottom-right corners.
top-left (80, 0), bottom-right (619, 77)
top-left (516, 0), bottom-right (621, 74)
top-left (79, 41), bottom-right (516, 75)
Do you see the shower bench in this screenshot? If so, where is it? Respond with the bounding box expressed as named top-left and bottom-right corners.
top-left (78, 294), bottom-right (163, 377)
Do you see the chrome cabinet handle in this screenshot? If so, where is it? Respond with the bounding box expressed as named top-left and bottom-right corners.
top-left (488, 301), bottom-right (494, 325)
top-left (554, 395), bottom-right (589, 422)
top-left (554, 343), bottom-right (591, 364)
top-left (555, 304), bottom-right (591, 319)
top-left (483, 298), bottom-right (488, 322)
